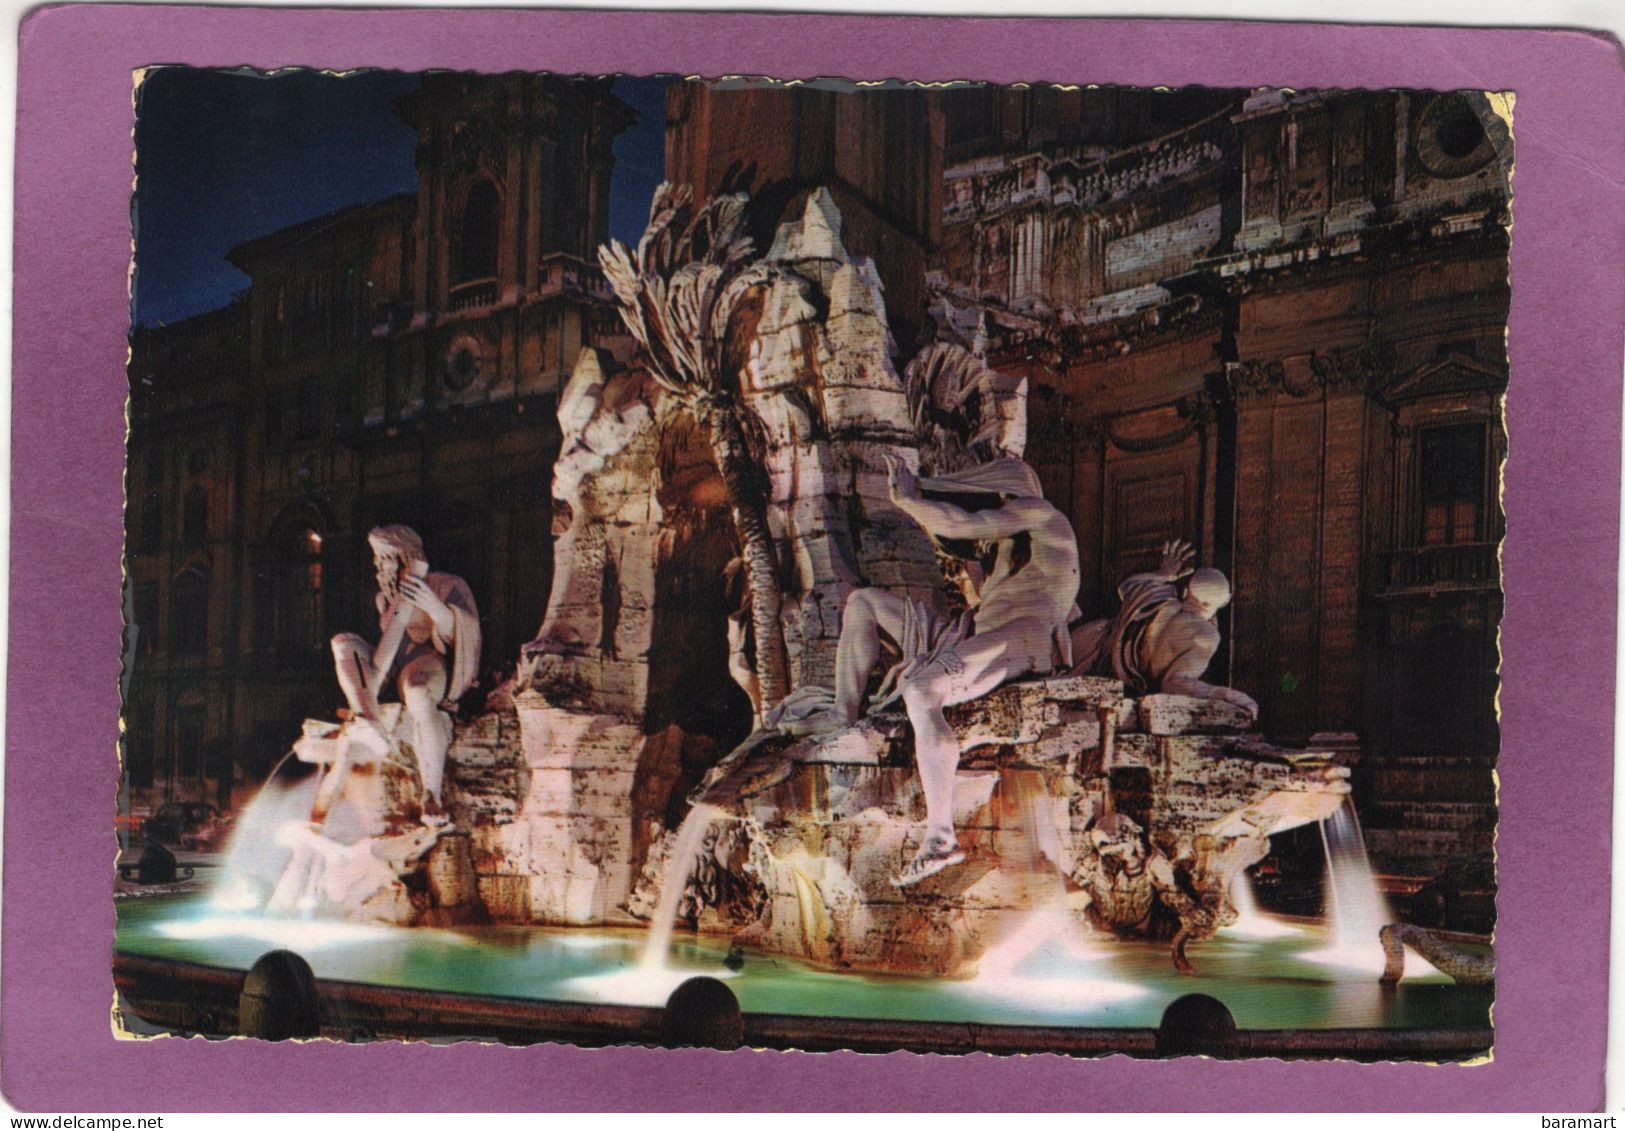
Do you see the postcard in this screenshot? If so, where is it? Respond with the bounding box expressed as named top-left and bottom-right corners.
top-left (8, 6), bottom-right (1624, 1113)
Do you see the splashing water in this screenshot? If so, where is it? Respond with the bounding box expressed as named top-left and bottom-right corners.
top-left (1322, 799), bottom-right (1389, 952)
top-left (967, 901), bottom-right (1145, 1009)
top-left (1004, 770), bottom-right (1068, 875)
top-left (1224, 867), bottom-right (1302, 940)
top-left (964, 776), bottom-right (1144, 1008)
top-left (154, 913), bottom-right (476, 953)
top-left (1300, 797), bottom-right (1442, 977)
top-left (561, 803), bottom-right (730, 1005)
top-left (210, 771), bottom-right (321, 912)
top-left (637, 803), bottom-right (722, 972)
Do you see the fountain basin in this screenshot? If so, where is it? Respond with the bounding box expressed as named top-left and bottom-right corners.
top-left (115, 894), bottom-right (1491, 1057)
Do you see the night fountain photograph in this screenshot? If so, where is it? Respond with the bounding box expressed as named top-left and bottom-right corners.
top-left (116, 69), bottom-right (1505, 1059)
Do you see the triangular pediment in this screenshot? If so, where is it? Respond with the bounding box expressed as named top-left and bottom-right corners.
top-left (1383, 353), bottom-right (1507, 403)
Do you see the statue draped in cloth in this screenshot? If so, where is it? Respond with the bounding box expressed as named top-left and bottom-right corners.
top-left (329, 525), bottom-right (481, 825)
top-left (774, 456), bottom-right (1080, 887)
top-left (1070, 539), bottom-right (1257, 717)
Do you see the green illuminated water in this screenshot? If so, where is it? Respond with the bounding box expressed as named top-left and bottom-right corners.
top-left (115, 894), bottom-right (1491, 1031)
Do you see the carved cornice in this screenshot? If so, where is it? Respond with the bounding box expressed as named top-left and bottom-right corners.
top-left (1226, 359), bottom-right (1291, 401)
top-left (1381, 351), bottom-right (1507, 404)
top-left (973, 292), bottom-right (1212, 371)
top-left (942, 108), bottom-right (1231, 227)
top-left (1310, 343), bottom-right (1397, 393)
top-left (1227, 344), bottom-right (1395, 401)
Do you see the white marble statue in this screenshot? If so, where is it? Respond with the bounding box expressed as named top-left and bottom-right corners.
top-left (1071, 539), bottom-right (1258, 717)
top-left (265, 821), bottom-right (439, 921)
top-left (328, 525), bottom-right (481, 826)
top-left (776, 455), bottom-right (1080, 886)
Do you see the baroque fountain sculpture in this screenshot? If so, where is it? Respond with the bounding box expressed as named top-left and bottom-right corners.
top-left (252, 184), bottom-right (1355, 979)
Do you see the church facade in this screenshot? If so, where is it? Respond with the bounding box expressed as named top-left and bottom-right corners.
top-left (928, 86), bottom-right (1508, 871)
top-left (124, 74), bottom-right (633, 808)
top-left (126, 77), bottom-right (1507, 879)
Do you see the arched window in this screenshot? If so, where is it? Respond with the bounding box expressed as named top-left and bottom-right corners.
top-left (182, 486), bottom-right (208, 547)
top-left (456, 181), bottom-right (500, 283)
top-left (266, 284), bottom-right (288, 364)
top-left (169, 567), bottom-right (210, 657)
top-left (271, 522), bottom-right (324, 663)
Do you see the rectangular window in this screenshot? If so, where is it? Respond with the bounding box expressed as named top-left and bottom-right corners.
top-left (1418, 423), bottom-right (1487, 545)
top-left (944, 88), bottom-right (996, 149)
top-left (264, 390), bottom-right (284, 449)
top-left (172, 707), bottom-right (205, 789)
top-left (252, 561), bottom-right (275, 651)
top-left (138, 490), bottom-right (163, 552)
top-left (169, 569), bottom-right (210, 656)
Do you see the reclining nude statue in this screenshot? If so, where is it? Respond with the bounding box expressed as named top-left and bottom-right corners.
top-left (774, 454), bottom-right (1080, 887)
top-left (1071, 539), bottom-right (1258, 718)
top-left (324, 525), bottom-right (481, 827)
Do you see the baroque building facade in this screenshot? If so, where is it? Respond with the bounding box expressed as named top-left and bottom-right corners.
top-left (124, 74), bottom-right (633, 810)
top-left (127, 77), bottom-right (1507, 880)
top-left (929, 86), bottom-right (1509, 871)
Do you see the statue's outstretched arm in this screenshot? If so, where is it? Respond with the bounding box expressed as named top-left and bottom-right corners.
top-left (1161, 674), bottom-right (1259, 716)
top-left (1155, 539), bottom-right (1196, 581)
top-left (884, 453), bottom-right (1039, 541)
top-left (897, 494), bottom-right (1037, 542)
top-left (1157, 620), bottom-right (1258, 716)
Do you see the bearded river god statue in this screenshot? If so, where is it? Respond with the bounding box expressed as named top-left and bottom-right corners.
top-left (322, 525), bottom-right (481, 828)
top-left (229, 525), bottom-right (487, 925)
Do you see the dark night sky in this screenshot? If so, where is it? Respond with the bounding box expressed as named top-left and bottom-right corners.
top-left (131, 68), bottom-right (673, 328)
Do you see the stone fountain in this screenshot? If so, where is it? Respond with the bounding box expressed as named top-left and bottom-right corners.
top-left (249, 185), bottom-right (1352, 980)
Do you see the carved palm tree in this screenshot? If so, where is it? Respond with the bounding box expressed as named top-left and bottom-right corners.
top-left (598, 183), bottom-right (791, 709)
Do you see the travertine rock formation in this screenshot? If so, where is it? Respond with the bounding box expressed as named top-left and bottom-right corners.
top-left (484, 188), bottom-right (1027, 924)
top-left (631, 682), bottom-right (1349, 975)
top-left (268, 188), bottom-right (1345, 963)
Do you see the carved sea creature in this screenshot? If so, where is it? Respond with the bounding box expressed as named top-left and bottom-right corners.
top-left (1380, 923), bottom-right (1495, 987)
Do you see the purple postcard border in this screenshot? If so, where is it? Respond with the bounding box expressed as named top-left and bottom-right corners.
top-left (8, 6), bottom-right (1624, 1113)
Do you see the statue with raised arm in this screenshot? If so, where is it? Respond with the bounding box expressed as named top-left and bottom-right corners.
top-left (775, 455), bottom-right (1080, 887)
top-left (1070, 539), bottom-right (1258, 717)
top-left (327, 526), bottom-right (481, 827)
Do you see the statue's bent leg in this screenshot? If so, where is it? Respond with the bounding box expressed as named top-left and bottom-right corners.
top-left (331, 633), bottom-right (380, 719)
top-left (833, 588), bottom-right (910, 722)
top-left (895, 621), bottom-right (1049, 886)
top-left (778, 588), bottom-right (910, 735)
top-left (401, 652), bottom-right (451, 812)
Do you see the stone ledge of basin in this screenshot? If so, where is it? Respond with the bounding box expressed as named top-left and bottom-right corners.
top-left (786, 714), bottom-right (909, 766)
top-left (1232, 1027), bottom-right (1495, 1060)
top-left (1210, 734), bottom-right (1347, 767)
top-left (1137, 692), bottom-right (1257, 736)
